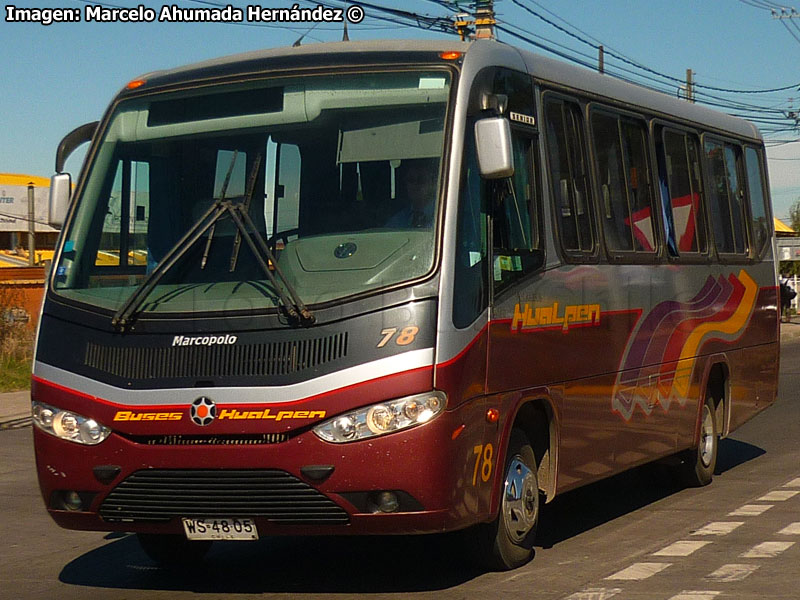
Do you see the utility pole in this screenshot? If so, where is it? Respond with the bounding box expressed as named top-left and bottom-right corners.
top-left (598, 45), bottom-right (604, 74)
top-left (27, 182), bottom-right (35, 266)
top-left (454, 1), bottom-right (497, 41)
top-left (686, 69), bottom-right (695, 103)
top-left (473, 0), bottom-right (496, 40)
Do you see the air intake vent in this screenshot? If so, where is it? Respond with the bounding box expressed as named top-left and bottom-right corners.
top-left (99, 469), bottom-right (349, 524)
top-left (85, 332), bottom-right (348, 380)
top-left (127, 433), bottom-right (289, 446)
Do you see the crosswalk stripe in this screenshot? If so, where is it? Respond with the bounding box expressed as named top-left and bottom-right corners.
top-left (756, 490), bottom-right (799, 502)
top-left (653, 540), bottom-right (711, 556)
top-left (605, 562), bottom-right (671, 580)
top-left (728, 504), bottom-right (773, 516)
top-left (777, 522), bottom-right (800, 535)
top-left (691, 521), bottom-right (744, 536)
top-left (705, 563), bottom-right (760, 582)
top-left (563, 587), bottom-right (623, 600)
top-left (741, 541), bottom-right (795, 558)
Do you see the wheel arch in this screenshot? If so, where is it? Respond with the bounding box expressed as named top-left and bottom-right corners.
top-left (506, 397), bottom-right (558, 503)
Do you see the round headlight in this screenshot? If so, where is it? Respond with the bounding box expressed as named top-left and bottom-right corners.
top-left (332, 416), bottom-right (357, 440)
top-left (366, 405), bottom-right (394, 434)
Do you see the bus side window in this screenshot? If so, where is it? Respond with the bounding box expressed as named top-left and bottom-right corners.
top-left (544, 97), bottom-right (594, 256)
top-left (660, 129), bottom-right (707, 256)
top-left (491, 132), bottom-right (543, 294)
top-left (591, 111), bottom-right (657, 255)
top-left (453, 125), bottom-right (488, 328)
top-left (705, 139), bottom-right (747, 256)
top-left (744, 146), bottom-right (770, 258)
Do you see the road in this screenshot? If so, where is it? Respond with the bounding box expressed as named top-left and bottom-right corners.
top-left (2, 340), bottom-right (799, 600)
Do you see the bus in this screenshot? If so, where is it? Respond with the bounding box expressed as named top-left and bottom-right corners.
top-left (32, 39), bottom-right (779, 571)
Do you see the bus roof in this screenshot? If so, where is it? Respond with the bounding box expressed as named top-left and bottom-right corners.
top-left (129, 38), bottom-right (760, 142)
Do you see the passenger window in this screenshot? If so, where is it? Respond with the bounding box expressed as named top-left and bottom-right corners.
top-left (660, 129), bottom-right (707, 255)
top-left (705, 140), bottom-right (747, 256)
top-left (592, 111), bottom-right (656, 254)
top-left (492, 133), bottom-right (543, 294)
top-left (745, 146), bottom-right (770, 257)
top-left (544, 97), bottom-right (594, 255)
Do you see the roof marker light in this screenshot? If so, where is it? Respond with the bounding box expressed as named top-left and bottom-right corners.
top-left (126, 79), bottom-right (146, 90)
top-left (439, 51), bottom-right (462, 60)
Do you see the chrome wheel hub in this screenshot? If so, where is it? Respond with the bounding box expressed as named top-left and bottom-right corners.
top-left (700, 404), bottom-right (715, 467)
top-left (502, 456), bottom-right (538, 543)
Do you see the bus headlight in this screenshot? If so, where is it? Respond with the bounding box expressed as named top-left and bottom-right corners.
top-left (32, 401), bottom-right (110, 445)
top-left (313, 391), bottom-right (446, 443)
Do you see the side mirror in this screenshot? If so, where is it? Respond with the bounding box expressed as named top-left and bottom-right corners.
top-left (49, 173), bottom-right (71, 230)
top-left (49, 121), bottom-right (98, 230)
top-left (474, 117), bottom-right (514, 179)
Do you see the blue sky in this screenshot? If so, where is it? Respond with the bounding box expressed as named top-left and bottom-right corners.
top-left (2, 0), bottom-right (800, 220)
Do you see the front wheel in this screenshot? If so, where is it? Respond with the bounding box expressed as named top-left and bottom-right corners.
top-left (465, 429), bottom-right (540, 571)
top-left (137, 533), bottom-right (212, 568)
top-left (679, 395), bottom-right (718, 487)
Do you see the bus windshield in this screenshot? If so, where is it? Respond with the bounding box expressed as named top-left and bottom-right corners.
top-left (52, 69), bottom-right (451, 316)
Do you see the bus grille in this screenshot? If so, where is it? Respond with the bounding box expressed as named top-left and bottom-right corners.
top-left (128, 433), bottom-right (289, 446)
top-left (99, 469), bottom-right (349, 524)
top-left (85, 332), bottom-right (348, 380)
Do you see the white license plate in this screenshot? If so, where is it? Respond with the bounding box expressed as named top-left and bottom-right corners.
top-left (182, 517), bottom-right (258, 541)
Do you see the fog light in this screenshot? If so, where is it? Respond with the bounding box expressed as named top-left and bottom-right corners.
top-left (370, 491), bottom-right (400, 513)
top-left (63, 491), bottom-right (83, 511)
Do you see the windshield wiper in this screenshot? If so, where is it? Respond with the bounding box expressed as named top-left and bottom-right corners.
top-left (201, 150), bottom-right (238, 270)
top-left (111, 199), bottom-right (228, 331)
top-left (111, 171), bottom-right (315, 330)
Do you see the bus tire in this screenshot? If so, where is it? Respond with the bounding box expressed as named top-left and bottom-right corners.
top-left (137, 533), bottom-right (212, 568)
top-left (680, 394), bottom-right (718, 487)
top-left (468, 429), bottom-right (539, 571)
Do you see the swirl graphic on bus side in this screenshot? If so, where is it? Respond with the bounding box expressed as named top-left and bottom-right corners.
top-left (612, 270), bottom-right (758, 421)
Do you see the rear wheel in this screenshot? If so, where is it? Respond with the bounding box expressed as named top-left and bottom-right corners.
top-left (679, 394), bottom-right (718, 487)
top-left (137, 533), bottom-right (212, 568)
top-left (467, 429), bottom-right (540, 571)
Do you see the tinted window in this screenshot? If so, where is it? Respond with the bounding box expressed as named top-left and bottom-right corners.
top-left (705, 139), bottom-right (747, 255)
top-left (661, 130), bottom-right (707, 255)
top-left (544, 98), bottom-right (594, 254)
top-left (492, 132), bottom-right (543, 294)
top-left (592, 112), bottom-right (656, 254)
top-left (745, 146), bottom-right (770, 257)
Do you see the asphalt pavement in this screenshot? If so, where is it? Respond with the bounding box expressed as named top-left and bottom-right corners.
top-left (3, 319), bottom-right (800, 426)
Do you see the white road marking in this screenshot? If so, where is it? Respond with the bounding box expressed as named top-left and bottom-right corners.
top-left (728, 504), bottom-right (773, 516)
top-left (705, 563), bottom-right (760, 582)
top-left (756, 490), bottom-right (799, 502)
top-left (653, 540), bottom-right (711, 556)
top-left (691, 521), bottom-right (744, 536)
top-left (605, 562), bottom-right (671, 580)
top-left (667, 592), bottom-right (721, 600)
top-left (778, 522), bottom-right (800, 535)
top-left (783, 476), bottom-right (800, 488)
top-left (563, 587), bottom-right (622, 600)
top-left (741, 541), bottom-right (795, 558)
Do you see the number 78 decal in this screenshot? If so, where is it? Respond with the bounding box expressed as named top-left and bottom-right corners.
top-left (472, 443), bottom-right (494, 486)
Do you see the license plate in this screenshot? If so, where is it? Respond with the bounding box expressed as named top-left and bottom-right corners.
top-left (182, 517), bottom-right (258, 540)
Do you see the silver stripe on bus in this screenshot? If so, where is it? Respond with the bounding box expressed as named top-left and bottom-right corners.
top-left (33, 347), bottom-right (434, 407)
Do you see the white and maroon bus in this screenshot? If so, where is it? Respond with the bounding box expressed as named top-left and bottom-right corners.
top-left (33, 39), bottom-right (778, 570)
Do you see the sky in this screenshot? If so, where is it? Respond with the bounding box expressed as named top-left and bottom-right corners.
top-left (2, 0), bottom-right (800, 221)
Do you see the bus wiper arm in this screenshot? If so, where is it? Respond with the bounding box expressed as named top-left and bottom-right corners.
top-left (111, 200), bottom-right (228, 331)
top-left (226, 202), bottom-right (315, 326)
